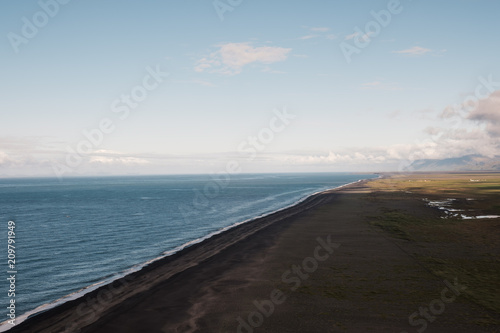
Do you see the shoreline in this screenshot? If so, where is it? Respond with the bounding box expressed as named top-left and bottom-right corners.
top-left (4, 178), bottom-right (372, 332)
top-left (7, 173), bottom-right (499, 332)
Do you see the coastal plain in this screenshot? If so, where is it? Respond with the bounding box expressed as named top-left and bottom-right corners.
top-left (9, 173), bottom-right (500, 333)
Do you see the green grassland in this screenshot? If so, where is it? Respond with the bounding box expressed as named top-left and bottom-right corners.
top-left (366, 173), bottom-right (500, 319)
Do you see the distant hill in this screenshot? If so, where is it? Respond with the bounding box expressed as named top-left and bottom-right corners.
top-left (408, 155), bottom-right (500, 171)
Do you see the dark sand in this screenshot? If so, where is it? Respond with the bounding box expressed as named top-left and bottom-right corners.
top-left (8, 178), bottom-right (500, 332)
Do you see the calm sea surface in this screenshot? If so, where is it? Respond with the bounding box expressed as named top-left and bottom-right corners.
top-left (0, 173), bottom-right (376, 323)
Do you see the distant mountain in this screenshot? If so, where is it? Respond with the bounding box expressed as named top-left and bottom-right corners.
top-left (408, 154), bottom-right (500, 171)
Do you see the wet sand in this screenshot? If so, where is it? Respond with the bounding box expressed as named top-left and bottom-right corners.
top-left (8, 177), bottom-right (500, 332)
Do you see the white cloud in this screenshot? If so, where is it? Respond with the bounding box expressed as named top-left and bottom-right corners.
top-left (195, 43), bottom-right (291, 75)
top-left (345, 31), bottom-right (374, 42)
top-left (345, 32), bottom-right (359, 40)
top-left (310, 27), bottom-right (330, 32)
top-left (194, 62), bottom-right (213, 72)
top-left (2, 91), bottom-right (499, 176)
top-left (404, 92), bottom-right (500, 161)
top-left (468, 90), bottom-right (500, 137)
top-left (284, 150), bottom-right (391, 166)
top-left (298, 26), bottom-right (336, 42)
top-left (298, 35), bottom-right (317, 40)
top-left (279, 92), bottom-right (500, 169)
top-left (435, 49), bottom-right (447, 56)
top-left (88, 150), bottom-right (150, 165)
top-left (0, 151), bottom-right (13, 165)
top-left (280, 130), bottom-right (496, 168)
top-left (393, 46), bottom-right (432, 56)
top-left (440, 105), bottom-right (459, 119)
top-left (261, 66), bottom-right (286, 74)
top-left (300, 26), bottom-right (336, 41)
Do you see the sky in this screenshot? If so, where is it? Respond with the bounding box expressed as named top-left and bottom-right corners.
top-left (1, 0), bottom-right (499, 177)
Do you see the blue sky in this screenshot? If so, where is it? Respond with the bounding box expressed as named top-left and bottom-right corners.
top-left (1, 0), bottom-right (499, 177)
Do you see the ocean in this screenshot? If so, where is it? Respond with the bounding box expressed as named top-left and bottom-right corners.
top-left (0, 172), bottom-right (376, 327)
